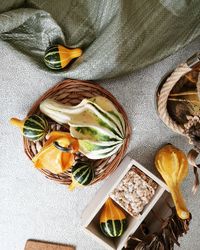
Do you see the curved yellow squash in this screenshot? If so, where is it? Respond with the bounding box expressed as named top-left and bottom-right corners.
top-left (155, 144), bottom-right (189, 219)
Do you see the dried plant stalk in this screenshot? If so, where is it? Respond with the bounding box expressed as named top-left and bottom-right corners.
top-left (124, 205), bottom-right (191, 250)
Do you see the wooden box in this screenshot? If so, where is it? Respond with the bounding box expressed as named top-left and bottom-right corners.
top-left (81, 156), bottom-right (169, 250)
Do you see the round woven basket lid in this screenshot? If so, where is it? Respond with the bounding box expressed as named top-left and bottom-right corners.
top-left (156, 54), bottom-right (200, 136)
top-left (24, 79), bottom-right (131, 186)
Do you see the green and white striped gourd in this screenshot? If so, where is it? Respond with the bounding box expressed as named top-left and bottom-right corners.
top-left (40, 96), bottom-right (125, 159)
top-left (100, 198), bottom-right (127, 237)
top-left (10, 115), bottom-right (49, 141)
top-left (69, 162), bottom-right (94, 190)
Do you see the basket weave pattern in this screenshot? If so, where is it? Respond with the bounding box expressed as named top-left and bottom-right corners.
top-left (24, 79), bottom-right (131, 185)
top-left (157, 63), bottom-right (191, 135)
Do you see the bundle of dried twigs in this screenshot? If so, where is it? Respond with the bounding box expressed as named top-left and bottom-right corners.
top-left (124, 203), bottom-right (191, 250)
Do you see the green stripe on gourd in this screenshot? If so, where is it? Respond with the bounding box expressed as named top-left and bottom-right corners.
top-left (70, 125), bottom-right (122, 142)
top-left (23, 115), bottom-right (49, 141)
top-left (79, 140), bottom-right (122, 159)
top-left (100, 220), bottom-right (127, 237)
top-left (78, 140), bottom-right (121, 151)
top-left (108, 110), bottom-right (125, 134)
top-left (88, 96), bottom-right (125, 134)
top-left (71, 162), bottom-right (94, 186)
top-left (93, 146), bottom-right (121, 159)
top-left (74, 127), bottom-right (111, 141)
top-left (97, 144), bottom-right (122, 159)
top-left (100, 198), bottom-right (127, 238)
top-left (87, 102), bottom-right (124, 137)
top-left (40, 96), bottom-right (126, 159)
top-left (88, 102), bottom-right (124, 137)
top-left (44, 46), bottom-right (62, 70)
top-left (81, 170), bottom-right (92, 185)
top-left (28, 115), bottom-right (48, 129)
top-left (85, 102), bottom-right (123, 138)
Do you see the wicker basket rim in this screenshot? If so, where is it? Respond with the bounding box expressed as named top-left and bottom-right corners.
top-left (24, 78), bottom-right (131, 186)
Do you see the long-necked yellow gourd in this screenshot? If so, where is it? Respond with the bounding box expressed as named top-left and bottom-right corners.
top-left (155, 144), bottom-right (190, 219)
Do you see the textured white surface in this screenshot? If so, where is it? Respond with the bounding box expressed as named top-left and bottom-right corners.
top-left (0, 38), bottom-right (200, 250)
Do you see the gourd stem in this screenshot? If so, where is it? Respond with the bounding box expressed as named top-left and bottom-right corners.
top-left (69, 182), bottom-right (76, 191)
top-left (68, 176), bottom-right (80, 191)
top-left (106, 197), bottom-right (112, 204)
top-left (10, 118), bottom-right (24, 129)
top-left (170, 186), bottom-right (189, 220)
top-left (69, 48), bottom-right (82, 59)
top-left (53, 141), bottom-right (72, 152)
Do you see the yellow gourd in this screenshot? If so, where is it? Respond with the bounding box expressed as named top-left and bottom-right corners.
top-left (155, 144), bottom-right (190, 220)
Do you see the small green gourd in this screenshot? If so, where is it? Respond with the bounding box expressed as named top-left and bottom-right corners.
top-left (44, 44), bottom-right (82, 70)
top-left (10, 114), bottom-right (49, 141)
top-left (69, 162), bottom-right (94, 190)
top-left (100, 198), bottom-right (127, 237)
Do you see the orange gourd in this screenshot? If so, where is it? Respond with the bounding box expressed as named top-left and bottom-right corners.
top-left (32, 131), bottom-right (79, 174)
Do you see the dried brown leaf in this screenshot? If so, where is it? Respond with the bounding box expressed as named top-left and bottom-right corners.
top-left (124, 206), bottom-right (191, 250)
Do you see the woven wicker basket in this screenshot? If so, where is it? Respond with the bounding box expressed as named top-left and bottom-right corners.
top-left (157, 53), bottom-right (200, 136)
top-left (24, 79), bottom-right (131, 185)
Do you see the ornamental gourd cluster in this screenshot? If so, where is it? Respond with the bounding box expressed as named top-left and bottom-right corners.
top-left (10, 95), bottom-right (126, 190)
top-left (40, 96), bottom-right (126, 159)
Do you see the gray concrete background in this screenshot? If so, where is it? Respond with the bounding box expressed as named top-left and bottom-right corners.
top-left (0, 37), bottom-right (200, 250)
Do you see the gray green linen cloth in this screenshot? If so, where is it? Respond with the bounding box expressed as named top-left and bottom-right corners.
top-left (0, 0), bottom-right (200, 80)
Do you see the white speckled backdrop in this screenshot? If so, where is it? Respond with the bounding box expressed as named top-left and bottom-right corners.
top-left (0, 37), bottom-right (200, 250)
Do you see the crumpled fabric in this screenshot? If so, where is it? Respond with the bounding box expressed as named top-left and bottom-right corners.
top-left (0, 0), bottom-right (200, 80)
